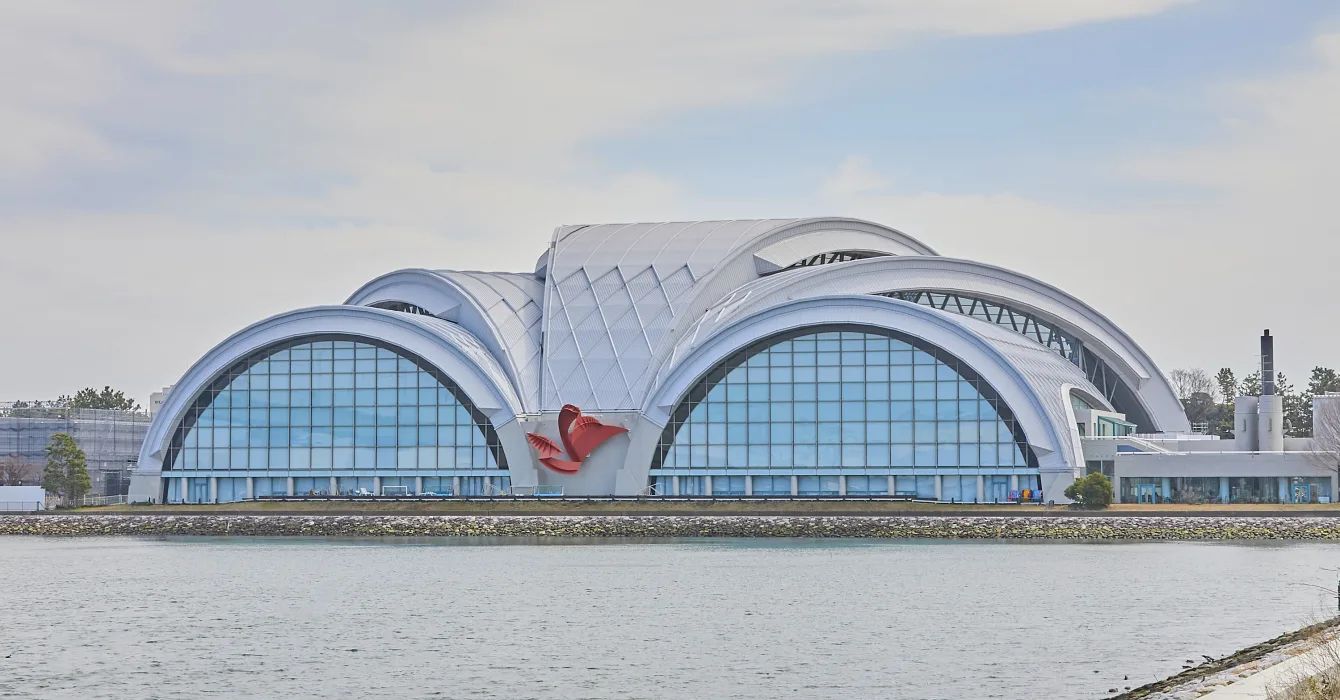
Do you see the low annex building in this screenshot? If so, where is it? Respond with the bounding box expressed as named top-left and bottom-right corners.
top-left (130, 218), bottom-right (1197, 504)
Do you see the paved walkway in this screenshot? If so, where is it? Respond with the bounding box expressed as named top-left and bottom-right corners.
top-left (1201, 638), bottom-right (1340, 699)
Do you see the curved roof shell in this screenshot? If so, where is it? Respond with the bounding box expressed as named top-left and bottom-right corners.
top-left (535, 217), bottom-right (938, 411)
top-left (346, 269), bottom-right (544, 412)
top-left (669, 255), bottom-right (1188, 432)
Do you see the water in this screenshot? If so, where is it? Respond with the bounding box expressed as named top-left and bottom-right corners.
top-left (1, 538), bottom-right (1338, 699)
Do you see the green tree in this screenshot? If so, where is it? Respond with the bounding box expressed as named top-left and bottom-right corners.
top-left (1181, 391), bottom-right (1217, 426)
top-left (1276, 372), bottom-right (1310, 437)
top-left (1309, 367), bottom-right (1340, 396)
top-left (43, 433), bottom-right (90, 505)
top-left (1064, 472), bottom-right (1113, 509)
top-left (68, 386), bottom-right (141, 412)
top-left (1300, 367), bottom-right (1340, 436)
top-left (41, 454), bottom-right (66, 499)
top-left (1240, 371), bottom-right (1262, 397)
top-left (1215, 368), bottom-right (1237, 403)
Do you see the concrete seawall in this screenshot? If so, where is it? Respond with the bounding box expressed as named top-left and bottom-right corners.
top-left (10, 515), bottom-right (1340, 538)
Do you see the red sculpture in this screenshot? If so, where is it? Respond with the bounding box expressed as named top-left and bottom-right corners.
top-left (525, 404), bottom-right (628, 473)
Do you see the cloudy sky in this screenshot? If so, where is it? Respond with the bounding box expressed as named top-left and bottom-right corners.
top-left (2, 1), bottom-right (1337, 404)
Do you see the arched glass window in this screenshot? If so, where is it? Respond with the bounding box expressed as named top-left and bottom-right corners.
top-left (162, 335), bottom-right (506, 501)
top-left (651, 326), bottom-right (1038, 499)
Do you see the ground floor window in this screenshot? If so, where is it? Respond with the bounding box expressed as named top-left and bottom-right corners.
top-left (1287, 477), bottom-right (1331, 504)
top-left (1171, 477), bottom-right (1220, 504)
top-left (1228, 477), bottom-right (1279, 504)
top-left (797, 476), bottom-right (840, 496)
top-left (845, 475), bottom-right (886, 495)
top-left (1121, 477), bottom-right (1164, 504)
top-left (713, 476), bottom-right (746, 495)
top-left (217, 477), bottom-right (247, 502)
top-left (941, 475), bottom-right (979, 503)
top-left (254, 477), bottom-right (287, 497)
top-left (652, 472), bottom-right (1032, 498)
top-left (753, 475), bottom-right (791, 496)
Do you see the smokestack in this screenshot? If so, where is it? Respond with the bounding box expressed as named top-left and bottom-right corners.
top-left (1261, 329), bottom-right (1275, 396)
top-left (1257, 329), bottom-right (1284, 451)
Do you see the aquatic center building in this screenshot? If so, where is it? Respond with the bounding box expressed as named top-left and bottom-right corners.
top-left (129, 217), bottom-right (1331, 504)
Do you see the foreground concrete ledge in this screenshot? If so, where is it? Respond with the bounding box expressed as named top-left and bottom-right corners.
top-left (11, 515), bottom-right (1340, 538)
top-left (1112, 618), bottom-right (1340, 700)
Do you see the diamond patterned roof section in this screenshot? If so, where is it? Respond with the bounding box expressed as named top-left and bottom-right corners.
top-left (537, 218), bottom-right (939, 411)
top-left (431, 270), bottom-right (545, 413)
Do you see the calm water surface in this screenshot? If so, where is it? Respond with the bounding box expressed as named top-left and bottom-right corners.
top-left (2, 537), bottom-right (1338, 699)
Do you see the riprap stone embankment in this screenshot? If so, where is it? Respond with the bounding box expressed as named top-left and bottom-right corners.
top-left (8, 515), bottom-right (1340, 538)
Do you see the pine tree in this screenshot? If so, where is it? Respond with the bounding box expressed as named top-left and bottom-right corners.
top-left (1215, 368), bottom-right (1237, 403)
top-left (1240, 371), bottom-right (1261, 397)
top-left (41, 458), bottom-right (66, 500)
top-left (1300, 367), bottom-right (1340, 438)
top-left (44, 433), bottom-right (90, 505)
top-left (1309, 367), bottom-right (1340, 396)
top-left (1277, 372), bottom-right (1310, 437)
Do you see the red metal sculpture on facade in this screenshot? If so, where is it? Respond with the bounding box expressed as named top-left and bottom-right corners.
top-left (525, 404), bottom-right (628, 473)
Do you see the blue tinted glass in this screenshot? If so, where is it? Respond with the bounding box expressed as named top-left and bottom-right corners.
top-left (655, 327), bottom-right (1032, 493)
top-left (170, 338), bottom-right (500, 478)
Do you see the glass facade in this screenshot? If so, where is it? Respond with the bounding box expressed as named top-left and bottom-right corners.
top-left (650, 326), bottom-right (1039, 499)
top-left (1119, 476), bottom-right (1334, 504)
top-left (162, 335), bottom-right (507, 502)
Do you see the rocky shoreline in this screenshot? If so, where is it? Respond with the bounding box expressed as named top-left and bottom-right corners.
top-left (9, 514), bottom-right (1340, 538)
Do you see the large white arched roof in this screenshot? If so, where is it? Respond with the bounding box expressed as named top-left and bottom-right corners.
top-left (345, 269), bottom-right (544, 412)
top-left (137, 306), bottom-right (524, 472)
top-left (537, 217), bottom-right (938, 411)
top-left (677, 255), bottom-right (1188, 432)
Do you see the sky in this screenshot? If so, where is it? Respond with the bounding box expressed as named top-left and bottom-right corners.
top-left (2, 0), bottom-right (1338, 405)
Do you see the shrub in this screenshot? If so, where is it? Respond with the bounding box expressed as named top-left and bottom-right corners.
top-left (1064, 472), bottom-right (1113, 509)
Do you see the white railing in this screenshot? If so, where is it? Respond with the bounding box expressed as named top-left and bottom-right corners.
top-left (80, 494), bottom-right (128, 507)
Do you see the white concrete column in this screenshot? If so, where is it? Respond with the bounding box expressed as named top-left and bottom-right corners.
top-left (934, 474), bottom-right (943, 501)
top-left (452, 476), bottom-right (461, 496)
top-left (886, 475), bottom-right (895, 496)
top-left (671, 475), bottom-right (679, 496)
top-left (209, 477), bottom-right (218, 503)
top-left (790, 475), bottom-right (799, 496)
top-left (704, 475), bottom-right (713, 496)
top-left (286, 476), bottom-right (295, 496)
top-left (838, 476), bottom-right (847, 496)
top-left (372, 476), bottom-right (382, 495)
top-left (743, 476), bottom-right (753, 495)
top-left (179, 477), bottom-right (188, 503)
top-left (415, 476), bottom-right (423, 494)
top-left (977, 475), bottom-right (985, 503)
top-left (329, 476), bottom-right (337, 495)
top-left (246, 477), bottom-right (254, 500)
